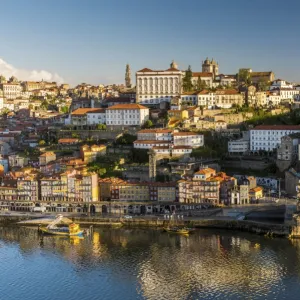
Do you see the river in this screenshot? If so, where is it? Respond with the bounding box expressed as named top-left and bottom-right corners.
top-left (1, 226), bottom-right (300, 300)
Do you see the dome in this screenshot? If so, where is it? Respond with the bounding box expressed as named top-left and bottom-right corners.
top-left (204, 57), bottom-right (211, 64)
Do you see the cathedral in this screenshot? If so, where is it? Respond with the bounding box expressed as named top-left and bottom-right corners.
top-left (202, 58), bottom-right (219, 78)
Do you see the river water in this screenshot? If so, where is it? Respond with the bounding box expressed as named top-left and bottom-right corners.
top-left (1, 226), bottom-right (300, 300)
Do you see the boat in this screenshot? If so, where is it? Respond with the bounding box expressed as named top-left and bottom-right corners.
top-left (39, 215), bottom-right (84, 236)
top-left (163, 226), bottom-right (193, 235)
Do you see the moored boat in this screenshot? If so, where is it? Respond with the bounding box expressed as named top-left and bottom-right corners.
top-left (163, 227), bottom-right (192, 235)
top-left (39, 215), bottom-right (84, 236)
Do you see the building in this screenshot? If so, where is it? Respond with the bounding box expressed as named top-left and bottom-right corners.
top-left (197, 90), bottom-right (216, 108)
top-left (266, 90), bottom-right (281, 106)
top-left (202, 58), bottom-right (219, 78)
top-left (277, 134), bottom-right (300, 161)
top-left (1, 83), bottom-right (22, 99)
top-left (249, 187), bottom-right (263, 201)
top-left (215, 90), bottom-right (244, 108)
top-left (136, 62), bottom-right (182, 105)
top-left (285, 168), bottom-right (300, 196)
top-left (250, 125), bottom-right (300, 151)
top-left (106, 103), bottom-right (149, 126)
top-left (71, 108), bottom-right (106, 126)
top-left (270, 79), bottom-right (293, 90)
top-left (100, 178), bottom-right (177, 202)
top-left (228, 139), bottom-right (249, 155)
top-left (80, 144), bottom-right (107, 163)
top-left (173, 132), bottom-right (204, 148)
top-left (134, 130), bottom-right (204, 149)
top-left (230, 185), bottom-right (249, 205)
top-left (39, 152), bottom-right (56, 166)
top-left (250, 71), bottom-right (275, 84)
top-left (125, 64), bottom-right (132, 88)
top-left (191, 72), bottom-right (213, 88)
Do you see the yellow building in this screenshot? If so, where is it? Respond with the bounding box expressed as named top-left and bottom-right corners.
top-left (80, 144), bottom-right (107, 163)
top-left (167, 109), bottom-right (189, 127)
top-left (249, 186), bottom-right (263, 201)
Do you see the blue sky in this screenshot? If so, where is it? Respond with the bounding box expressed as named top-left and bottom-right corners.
top-left (0, 0), bottom-right (299, 86)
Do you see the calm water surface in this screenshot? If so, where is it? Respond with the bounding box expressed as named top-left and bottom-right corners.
top-left (1, 226), bottom-right (300, 300)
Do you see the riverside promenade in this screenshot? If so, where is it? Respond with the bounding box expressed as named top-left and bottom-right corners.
top-left (0, 207), bottom-right (292, 237)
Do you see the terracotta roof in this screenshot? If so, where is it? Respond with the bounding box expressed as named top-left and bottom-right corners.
top-left (192, 72), bottom-right (213, 78)
top-left (215, 89), bottom-right (240, 95)
top-left (137, 68), bottom-right (154, 72)
top-left (107, 104), bottom-right (148, 110)
top-left (40, 152), bottom-right (55, 157)
top-left (58, 138), bottom-right (79, 144)
top-left (195, 168), bottom-right (216, 175)
top-left (71, 108), bottom-right (105, 116)
top-left (253, 125), bottom-right (300, 130)
top-left (198, 89), bottom-right (211, 95)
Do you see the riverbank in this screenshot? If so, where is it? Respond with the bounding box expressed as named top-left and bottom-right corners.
top-left (0, 214), bottom-right (291, 237)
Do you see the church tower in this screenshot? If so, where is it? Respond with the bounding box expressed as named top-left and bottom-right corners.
top-left (202, 58), bottom-right (219, 78)
top-left (170, 60), bottom-right (178, 69)
top-left (125, 64), bottom-right (132, 88)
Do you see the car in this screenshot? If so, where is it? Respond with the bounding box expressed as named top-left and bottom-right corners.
top-left (124, 215), bottom-right (133, 219)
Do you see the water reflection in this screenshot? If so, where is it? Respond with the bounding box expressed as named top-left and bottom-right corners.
top-left (0, 226), bottom-right (300, 300)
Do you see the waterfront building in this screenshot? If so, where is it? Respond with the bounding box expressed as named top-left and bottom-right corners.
top-left (249, 187), bottom-right (263, 201)
top-left (250, 125), bottom-right (300, 152)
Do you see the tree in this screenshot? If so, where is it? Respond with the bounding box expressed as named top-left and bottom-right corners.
top-left (38, 140), bottom-right (46, 146)
top-left (41, 100), bottom-right (49, 110)
top-left (257, 78), bottom-right (269, 92)
top-left (116, 133), bottom-right (137, 145)
top-left (97, 123), bottom-right (107, 130)
top-left (238, 69), bottom-right (251, 85)
top-left (196, 77), bottom-right (206, 91)
top-left (143, 120), bottom-right (153, 129)
top-left (72, 133), bottom-right (80, 138)
top-left (0, 108), bottom-right (10, 116)
top-left (61, 105), bottom-right (69, 114)
top-left (183, 65), bottom-right (193, 92)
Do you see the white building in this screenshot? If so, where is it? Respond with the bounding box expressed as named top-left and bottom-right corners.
top-left (266, 90), bottom-right (281, 106)
top-left (197, 90), bottom-right (216, 108)
top-left (173, 132), bottom-right (204, 148)
top-left (133, 140), bottom-right (171, 149)
top-left (271, 88), bottom-right (300, 102)
top-left (228, 140), bottom-right (249, 154)
top-left (86, 109), bottom-right (106, 125)
top-left (191, 72), bottom-right (213, 88)
top-left (152, 145), bottom-right (192, 155)
top-left (250, 125), bottom-right (300, 151)
top-left (136, 62), bottom-right (182, 105)
top-left (137, 129), bottom-right (173, 141)
top-left (134, 129), bottom-right (204, 150)
top-left (106, 103), bottom-right (149, 126)
top-left (270, 79), bottom-right (293, 90)
top-left (1, 83), bottom-right (22, 99)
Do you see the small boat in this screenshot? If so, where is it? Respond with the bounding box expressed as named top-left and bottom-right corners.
top-left (39, 215), bottom-right (84, 236)
top-left (163, 227), bottom-right (192, 235)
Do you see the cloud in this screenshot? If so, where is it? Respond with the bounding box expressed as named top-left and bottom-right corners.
top-left (0, 58), bottom-right (64, 83)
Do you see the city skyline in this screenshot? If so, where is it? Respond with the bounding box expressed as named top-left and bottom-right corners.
top-left (0, 0), bottom-right (300, 86)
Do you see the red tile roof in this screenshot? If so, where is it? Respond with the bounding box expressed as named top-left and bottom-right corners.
top-left (192, 72), bottom-right (213, 77)
top-left (107, 104), bottom-right (148, 110)
top-left (71, 108), bottom-right (105, 115)
top-left (173, 132), bottom-right (200, 136)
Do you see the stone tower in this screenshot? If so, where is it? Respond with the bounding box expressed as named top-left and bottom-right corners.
top-left (125, 64), bottom-right (132, 88)
top-left (202, 57), bottom-right (219, 78)
top-left (170, 60), bottom-right (178, 69)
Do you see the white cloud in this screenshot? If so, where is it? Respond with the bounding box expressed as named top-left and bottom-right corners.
top-left (0, 58), bottom-right (64, 83)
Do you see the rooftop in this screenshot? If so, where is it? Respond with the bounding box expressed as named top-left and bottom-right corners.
top-left (107, 104), bottom-right (148, 110)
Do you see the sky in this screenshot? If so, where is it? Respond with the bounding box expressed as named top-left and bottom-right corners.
top-left (0, 0), bottom-right (300, 86)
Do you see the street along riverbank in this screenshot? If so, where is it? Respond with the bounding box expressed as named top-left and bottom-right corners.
top-left (0, 214), bottom-right (291, 237)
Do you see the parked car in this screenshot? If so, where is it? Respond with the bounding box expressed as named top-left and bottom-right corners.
top-left (124, 215), bottom-right (133, 219)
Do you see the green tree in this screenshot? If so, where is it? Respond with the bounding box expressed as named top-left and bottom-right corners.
top-left (238, 69), bottom-right (252, 85)
top-left (183, 65), bottom-right (193, 92)
top-left (257, 78), bottom-right (270, 91)
top-left (97, 123), bottom-right (107, 130)
top-left (72, 133), bottom-right (80, 138)
top-left (196, 77), bottom-right (206, 91)
top-left (0, 108), bottom-right (10, 116)
top-left (61, 105), bottom-right (69, 113)
top-left (38, 140), bottom-right (46, 146)
top-left (143, 120), bottom-right (153, 128)
top-left (116, 133), bottom-right (137, 145)
top-left (41, 100), bottom-right (49, 110)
